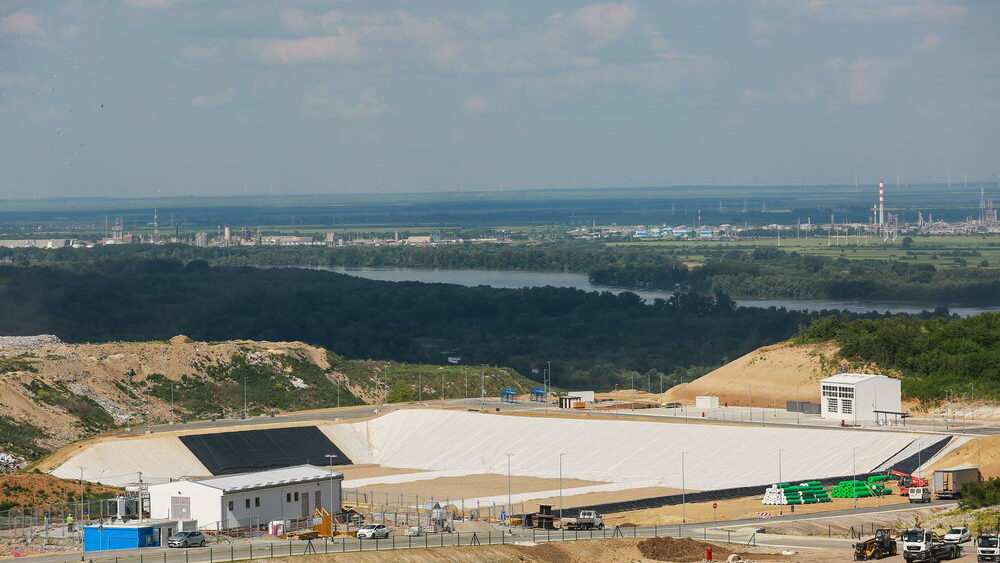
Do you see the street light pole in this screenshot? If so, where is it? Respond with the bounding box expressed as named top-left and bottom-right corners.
top-left (853, 447), bottom-right (858, 509)
top-left (480, 364), bottom-right (486, 410)
top-left (558, 453), bottom-right (565, 521)
top-left (243, 376), bottom-right (248, 420)
top-left (324, 454), bottom-right (338, 516)
top-left (504, 453), bottom-right (514, 524)
top-left (680, 452), bottom-right (687, 523)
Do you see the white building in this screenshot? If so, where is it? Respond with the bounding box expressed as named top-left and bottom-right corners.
top-left (820, 373), bottom-right (901, 423)
top-left (148, 465), bottom-right (342, 530)
top-left (566, 391), bottom-right (596, 403)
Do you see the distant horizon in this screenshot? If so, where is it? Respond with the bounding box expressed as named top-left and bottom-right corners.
top-left (2, 179), bottom-right (998, 204)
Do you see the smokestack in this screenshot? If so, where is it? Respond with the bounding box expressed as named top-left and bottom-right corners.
top-left (878, 179), bottom-right (885, 226)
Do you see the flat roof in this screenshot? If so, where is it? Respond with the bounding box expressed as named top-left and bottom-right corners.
top-left (821, 373), bottom-right (892, 384)
top-left (188, 464), bottom-right (342, 493)
top-left (937, 465), bottom-right (979, 472)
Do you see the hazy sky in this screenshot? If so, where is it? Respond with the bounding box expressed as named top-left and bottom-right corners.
top-left (2, 0), bottom-right (998, 198)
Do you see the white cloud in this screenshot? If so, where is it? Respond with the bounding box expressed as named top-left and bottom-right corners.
top-left (804, 0), bottom-right (966, 23)
top-left (914, 33), bottom-right (942, 52)
top-left (742, 58), bottom-right (895, 107)
top-left (844, 59), bottom-right (894, 104)
top-left (303, 89), bottom-right (392, 119)
top-left (190, 86), bottom-right (235, 108)
top-left (0, 10), bottom-right (44, 37)
top-left (551, 2), bottom-right (639, 46)
top-left (246, 32), bottom-right (363, 65)
top-left (122, 0), bottom-right (190, 8)
top-left (177, 45), bottom-right (224, 64)
top-left (463, 96), bottom-right (507, 114)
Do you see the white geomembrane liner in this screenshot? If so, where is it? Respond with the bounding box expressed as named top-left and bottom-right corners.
top-left (321, 409), bottom-right (927, 490)
top-left (51, 435), bottom-right (211, 486)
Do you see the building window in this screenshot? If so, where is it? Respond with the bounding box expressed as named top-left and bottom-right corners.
top-left (228, 501), bottom-right (234, 511)
top-left (286, 493), bottom-right (291, 503)
top-left (842, 399), bottom-right (853, 414)
top-left (827, 397), bottom-right (838, 412)
top-left (245, 498), bottom-right (250, 509)
top-left (294, 492), bottom-right (299, 501)
top-left (254, 497), bottom-right (260, 507)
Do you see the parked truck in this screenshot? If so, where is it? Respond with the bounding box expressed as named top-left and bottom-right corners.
top-left (933, 465), bottom-right (981, 500)
top-left (559, 510), bottom-right (605, 530)
top-left (978, 534), bottom-right (1000, 562)
top-left (902, 529), bottom-right (962, 562)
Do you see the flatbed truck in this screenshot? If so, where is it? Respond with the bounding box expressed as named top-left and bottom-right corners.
top-left (902, 529), bottom-right (961, 562)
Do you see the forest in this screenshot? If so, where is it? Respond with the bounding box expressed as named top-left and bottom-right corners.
top-left (3, 243), bottom-right (998, 305)
top-left (797, 313), bottom-right (1000, 401)
top-left (0, 259), bottom-right (826, 391)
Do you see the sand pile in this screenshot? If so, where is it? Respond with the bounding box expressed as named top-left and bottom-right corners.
top-left (660, 341), bottom-right (836, 406)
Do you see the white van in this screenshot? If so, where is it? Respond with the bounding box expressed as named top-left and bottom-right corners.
top-left (908, 486), bottom-right (931, 503)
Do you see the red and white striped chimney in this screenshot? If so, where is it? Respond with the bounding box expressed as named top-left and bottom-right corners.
top-left (878, 179), bottom-right (885, 226)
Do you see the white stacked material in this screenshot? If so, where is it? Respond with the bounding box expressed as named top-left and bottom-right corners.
top-left (762, 485), bottom-right (795, 505)
top-left (322, 409), bottom-right (925, 491)
top-left (696, 396), bottom-right (720, 408)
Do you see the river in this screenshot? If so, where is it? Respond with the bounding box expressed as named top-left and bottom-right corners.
top-left (311, 266), bottom-right (998, 317)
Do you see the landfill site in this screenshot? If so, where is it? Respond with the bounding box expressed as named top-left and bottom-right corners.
top-left (2, 396), bottom-right (989, 563)
top-left (3, 339), bottom-right (998, 562)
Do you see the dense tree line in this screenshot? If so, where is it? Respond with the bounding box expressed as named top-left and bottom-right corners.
top-left (3, 243), bottom-right (997, 305)
top-left (797, 313), bottom-right (1000, 401)
top-left (0, 260), bottom-right (822, 391)
top-left (592, 247), bottom-right (1000, 305)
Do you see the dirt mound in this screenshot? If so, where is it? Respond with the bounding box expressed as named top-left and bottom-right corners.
top-left (637, 537), bottom-right (733, 562)
top-left (926, 434), bottom-right (1000, 478)
top-left (660, 341), bottom-right (838, 406)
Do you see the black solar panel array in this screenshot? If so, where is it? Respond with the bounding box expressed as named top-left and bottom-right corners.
top-left (179, 426), bottom-right (352, 475)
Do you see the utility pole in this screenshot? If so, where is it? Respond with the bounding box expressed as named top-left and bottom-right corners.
top-left (853, 447), bottom-right (858, 510)
top-left (558, 453), bottom-right (565, 522)
top-left (480, 364), bottom-right (486, 410)
top-left (680, 452), bottom-right (687, 523)
top-left (504, 453), bottom-right (513, 524)
top-left (243, 376), bottom-right (248, 420)
top-left (546, 361), bottom-right (551, 399)
top-left (778, 449), bottom-right (783, 483)
top-left (324, 454), bottom-right (338, 516)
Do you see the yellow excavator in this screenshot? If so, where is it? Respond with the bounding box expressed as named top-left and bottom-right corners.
top-left (854, 528), bottom-right (898, 560)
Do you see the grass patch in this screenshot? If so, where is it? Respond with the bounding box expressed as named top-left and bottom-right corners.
top-left (0, 415), bottom-right (49, 459)
top-left (24, 380), bottom-right (116, 433)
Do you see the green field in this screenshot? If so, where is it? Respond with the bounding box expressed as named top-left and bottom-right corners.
top-left (610, 235), bottom-right (1000, 269)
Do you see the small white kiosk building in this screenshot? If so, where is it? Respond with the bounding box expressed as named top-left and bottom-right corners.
top-left (148, 465), bottom-right (342, 530)
top-left (820, 373), bottom-right (901, 423)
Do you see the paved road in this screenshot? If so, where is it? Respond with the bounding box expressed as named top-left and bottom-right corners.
top-left (119, 398), bottom-right (995, 440)
top-left (8, 500), bottom-right (959, 563)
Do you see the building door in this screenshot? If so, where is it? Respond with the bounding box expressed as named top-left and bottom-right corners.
top-left (301, 492), bottom-right (309, 518)
top-left (170, 497), bottom-right (191, 520)
top-left (314, 491), bottom-right (322, 513)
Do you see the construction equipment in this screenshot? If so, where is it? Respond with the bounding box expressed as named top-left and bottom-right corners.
top-left (560, 510), bottom-right (605, 530)
top-left (902, 529), bottom-right (962, 562)
top-left (854, 528), bottom-right (898, 560)
top-left (888, 470), bottom-right (928, 496)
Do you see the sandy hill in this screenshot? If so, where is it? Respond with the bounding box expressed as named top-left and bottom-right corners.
top-left (659, 341), bottom-right (840, 407)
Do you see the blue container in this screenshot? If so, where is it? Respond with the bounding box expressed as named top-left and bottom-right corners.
top-left (83, 525), bottom-right (158, 552)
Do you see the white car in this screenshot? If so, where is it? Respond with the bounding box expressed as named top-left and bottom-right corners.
top-left (943, 526), bottom-right (971, 543)
top-left (356, 524), bottom-right (390, 539)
